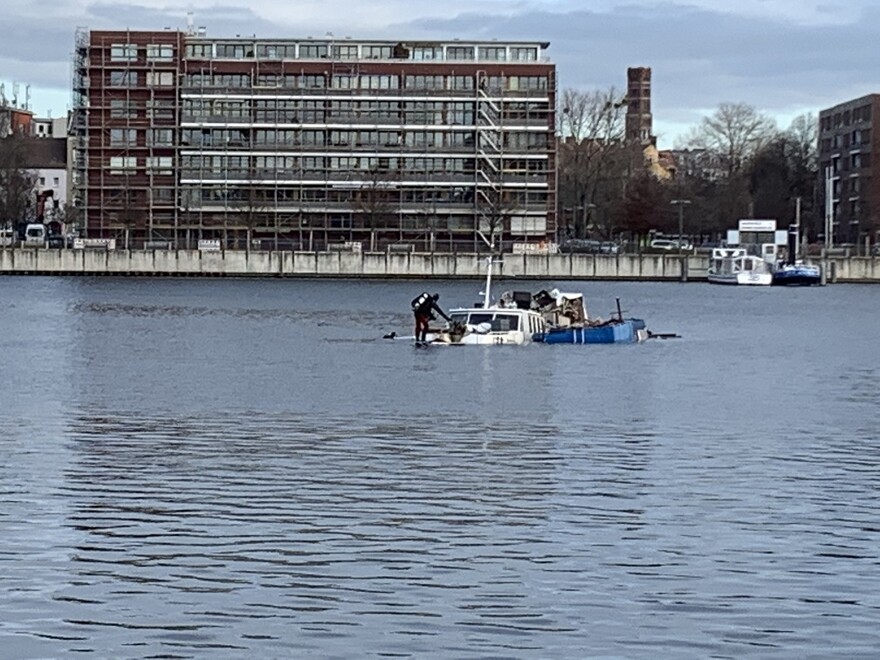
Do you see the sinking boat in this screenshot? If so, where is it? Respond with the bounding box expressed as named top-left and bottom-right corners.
top-left (417, 258), bottom-right (651, 346)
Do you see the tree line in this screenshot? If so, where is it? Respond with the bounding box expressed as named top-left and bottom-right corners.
top-left (557, 88), bottom-right (825, 245)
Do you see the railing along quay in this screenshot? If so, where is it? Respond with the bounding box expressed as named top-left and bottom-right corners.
top-left (0, 248), bottom-right (877, 282)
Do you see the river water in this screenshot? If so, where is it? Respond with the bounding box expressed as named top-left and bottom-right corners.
top-left (1, 276), bottom-right (878, 658)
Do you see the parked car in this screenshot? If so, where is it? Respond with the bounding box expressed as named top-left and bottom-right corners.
top-left (650, 238), bottom-right (692, 251)
top-left (560, 239), bottom-right (602, 254)
top-left (24, 223), bottom-right (47, 247)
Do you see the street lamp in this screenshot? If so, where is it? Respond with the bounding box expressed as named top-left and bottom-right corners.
top-left (670, 199), bottom-right (691, 252)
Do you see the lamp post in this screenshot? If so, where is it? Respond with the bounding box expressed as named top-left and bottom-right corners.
top-left (670, 199), bottom-right (691, 253)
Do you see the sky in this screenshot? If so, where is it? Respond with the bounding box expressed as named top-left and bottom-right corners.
top-left (1, 0), bottom-right (878, 147)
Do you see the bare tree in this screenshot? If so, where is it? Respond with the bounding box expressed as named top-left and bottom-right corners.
top-left (557, 87), bottom-right (628, 238)
top-left (475, 185), bottom-right (519, 253)
top-left (0, 133), bottom-right (37, 235)
top-left (682, 102), bottom-right (777, 178)
top-left (352, 167), bottom-right (396, 252)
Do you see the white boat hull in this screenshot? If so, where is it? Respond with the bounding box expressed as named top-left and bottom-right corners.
top-left (707, 272), bottom-right (772, 286)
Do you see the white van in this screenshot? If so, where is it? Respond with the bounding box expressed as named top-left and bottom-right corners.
top-left (0, 227), bottom-right (14, 247)
top-left (24, 223), bottom-right (47, 247)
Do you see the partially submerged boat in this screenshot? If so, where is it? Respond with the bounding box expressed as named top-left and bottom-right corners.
top-left (533, 292), bottom-right (648, 344)
top-left (419, 258), bottom-right (651, 346)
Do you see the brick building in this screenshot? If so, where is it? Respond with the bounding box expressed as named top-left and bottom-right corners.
top-left (818, 94), bottom-right (880, 245)
top-left (72, 28), bottom-right (557, 250)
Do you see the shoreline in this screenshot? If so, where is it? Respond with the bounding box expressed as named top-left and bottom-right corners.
top-left (1, 248), bottom-right (877, 282)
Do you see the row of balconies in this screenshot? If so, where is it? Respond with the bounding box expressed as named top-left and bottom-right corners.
top-left (178, 170), bottom-right (548, 184)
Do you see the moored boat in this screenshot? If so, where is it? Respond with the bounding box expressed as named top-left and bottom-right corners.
top-left (707, 248), bottom-right (772, 286)
top-left (771, 222), bottom-right (822, 286)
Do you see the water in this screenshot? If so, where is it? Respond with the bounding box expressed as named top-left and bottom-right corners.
top-left (1, 276), bottom-right (879, 658)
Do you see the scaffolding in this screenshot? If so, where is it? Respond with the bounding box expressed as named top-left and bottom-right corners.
top-left (78, 31), bottom-right (556, 250)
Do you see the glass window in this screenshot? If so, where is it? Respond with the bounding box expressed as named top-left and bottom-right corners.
top-left (478, 46), bottom-right (507, 61)
top-left (146, 44), bottom-right (174, 61)
top-left (362, 45), bottom-right (392, 59)
top-left (110, 44), bottom-right (137, 62)
top-left (146, 156), bottom-right (173, 174)
top-left (411, 46), bottom-right (442, 61)
top-left (509, 47), bottom-right (537, 61)
top-left (447, 46), bottom-right (474, 61)
top-left (110, 128), bottom-right (137, 146)
top-left (185, 43), bottom-right (213, 59)
top-left (491, 314), bottom-right (520, 331)
top-left (110, 99), bottom-right (137, 118)
top-left (332, 44), bottom-right (359, 60)
top-left (300, 44), bottom-right (328, 58)
top-left (108, 70), bottom-right (136, 87)
top-left (146, 71), bottom-right (175, 87)
top-left (149, 128), bottom-right (174, 146)
top-left (109, 156), bottom-right (136, 174)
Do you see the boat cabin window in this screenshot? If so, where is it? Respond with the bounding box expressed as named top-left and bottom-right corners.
top-left (491, 313), bottom-right (520, 332)
top-left (449, 313), bottom-right (468, 325)
top-left (465, 313), bottom-right (492, 326)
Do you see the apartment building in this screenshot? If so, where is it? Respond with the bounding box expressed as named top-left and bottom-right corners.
top-left (818, 94), bottom-right (880, 245)
top-left (72, 28), bottom-right (557, 250)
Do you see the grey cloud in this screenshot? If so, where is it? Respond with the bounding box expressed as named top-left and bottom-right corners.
top-left (3, 1), bottom-right (878, 140)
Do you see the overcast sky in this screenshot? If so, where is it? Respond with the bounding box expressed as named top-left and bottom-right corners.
top-left (1, 0), bottom-right (878, 147)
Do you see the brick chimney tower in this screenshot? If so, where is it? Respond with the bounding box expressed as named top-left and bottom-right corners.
top-left (626, 67), bottom-right (653, 145)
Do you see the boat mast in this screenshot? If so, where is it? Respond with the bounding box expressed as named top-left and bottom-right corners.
top-left (483, 257), bottom-right (493, 309)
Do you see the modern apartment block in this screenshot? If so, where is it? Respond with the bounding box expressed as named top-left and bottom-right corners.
top-left (71, 28), bottom-right (557, 250)
top-left (818, 94), bottom-right (880, 245)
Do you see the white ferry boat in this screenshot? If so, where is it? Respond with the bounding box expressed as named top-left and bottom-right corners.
top-left (707, 248), bottom-right (772, 286)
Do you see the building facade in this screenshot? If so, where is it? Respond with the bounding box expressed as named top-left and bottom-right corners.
top-left (818, 94), bottom-right (880, 245)
top-left (72, 29), bottom-right (557, 250)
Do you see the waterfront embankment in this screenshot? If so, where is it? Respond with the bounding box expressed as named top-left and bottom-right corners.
top-left (1, 248), bottom-right (878, 282)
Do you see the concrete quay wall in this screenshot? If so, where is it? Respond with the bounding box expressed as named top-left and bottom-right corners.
top-left (1, 248), bottom-right (878, 282)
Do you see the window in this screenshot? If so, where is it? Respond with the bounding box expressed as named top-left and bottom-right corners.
top-left (53, 177), bottom-right (60, 187)
top-left (300, 74), bottom-right (325, 88)
top-left (300, 44), bottom-right (328, 58)
top-left (147, 99), bottom-right (175, 120)
top-left (478, 46), bottom-right (507, 61)
top-left (256, 44), bottom-right (296, 59)
top-left (360, 75), bottom-right (397, 90)
top-left (215, 43), bottom-right (251, 59)
top-left (149, 128), bottom-right (174, 146)
top-left (510, 47), bottom-right (538, 61)
top-left (362, 45), bottom-right (392, 59)
top-left (109, 70), bottom-right (136, 87)
top-left (146, 156), bottom-right (173, 174)
top-left (447, 46), bottom-right (474, 61)
top-left (110, 44), bottom-right (137, 62)
top-left (332, 45), bottom-right (359, 60)
top-left (146, 71), bottom-right (175, 87)
top-left (39, 177), bottom-right (45, 186)
top-left (146, 44), bottom-right (174, 61)
top-left (411, 46), bottom-right (442, 61)
top-left (185, 43), bottom-right (213, 58)
top-left (152, 188), bottom-right (174, 203)
top-left (109, 156), bottom-right (136, 174)
top-left (110, 99), bottom-right (137, 118)
top-left (405, 75), bottom-right (446, 90)
top-left (110, 128), bottom-right (137, 146)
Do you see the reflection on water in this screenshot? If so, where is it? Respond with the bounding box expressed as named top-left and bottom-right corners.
top-left (1, 277), bottom-right (879, 657)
